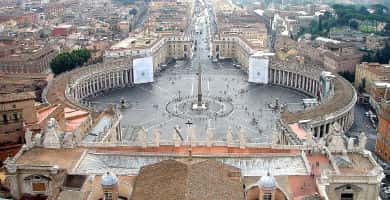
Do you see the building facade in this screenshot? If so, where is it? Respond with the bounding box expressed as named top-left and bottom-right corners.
top-left (355, 62), bottom-right (390, 112)
top-left (298, 37), bottom-right (363, 73)
top-left (376, 101), bottom-right (390, 162)
top-left (104, 35), bottom-right (192, 73)
top-left (2, 122), bottom-right (383, 200)
top-left (0, 45), bottom-right (57, 74)
top-left (0, 92), bottom-right (37, 144)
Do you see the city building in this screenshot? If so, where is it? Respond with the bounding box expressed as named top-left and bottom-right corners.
top-left (0, 92), bottom-right (37, 135)
top-left (0, 9), bottom-right (38, 24)
top-left (211, 10), bottom-right (268, 71)
top-left (104, 34), bottom-right (193, 72)
top-left (366, 34), bottom-right (389, 50)
top-left (0, 44), bottom-right (57, 74)
top-left (298, 37), bottom-right (363, 73)
top-left (355, 62), bottom-right (390, 111)
top-left (52, 24), bottom-right (75, 37)
top-left (376, 101), bottom-right (390, 162)
top-left (44, 2), bottom-right (65, 19)
top-left (0, 92), bottom-right (36, 164)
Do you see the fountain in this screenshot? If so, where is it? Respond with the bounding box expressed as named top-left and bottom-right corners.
top-left (120, 97), bottom-right (129, 109)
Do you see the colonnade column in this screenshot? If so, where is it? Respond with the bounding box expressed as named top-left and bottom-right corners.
top-left (273, 69), bottom-right (277, 84)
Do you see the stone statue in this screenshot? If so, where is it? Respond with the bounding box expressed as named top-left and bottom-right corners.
top-left (34, 133), bottom-right (42, 146)
top-left (43, 118), bottom-right (61, 149)
top-left (62, 132), bottom-right (74, 148)
top-left (272, 127), bottom-right (279, 145)
top-left (189, 127), bottom-right (197, 147)
top-left (333, 123), bottom-right (342, 135)
top-left (327, 123), bottom-right (346, 153)
top-left (206, 128), bottom-right (214, 147)
top-left (137, 127), bottom-right (147, 148)
top-left (239, 127), bottom-right (246, 149)
top-left (25, 128), bottom-right (33, 148)
top-left (226, 127), bottom-right (235, 147)
top-left (73, 129), bottom-right (82, 145)
top-left (305, 129), bottom-right (315, 148)
top-left (154, 129), bottom-right (161, 147)
top-left (359, 132), bottom-right (367, 151)
top-left (347, 137), bottom-right (355, 150)
top-left (173, 129), bottom-right (181, 147)
top-left (47, 118), bottom-right (55, 129)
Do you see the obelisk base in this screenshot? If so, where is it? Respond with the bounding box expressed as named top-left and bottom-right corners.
top-left (192, 103), bottom-right (207, 110)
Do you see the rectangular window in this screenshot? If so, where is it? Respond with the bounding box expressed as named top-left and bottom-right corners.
top-left (341, 193), bottom-right (353, 200)
top-left (32, 182), bottom-right (46, 192)
top-left (13, 113), bottom-right (18, 120)
top-left (263, 193), bottom-right (272, 200)
top-left (104, 192), bottom-right (113, 200)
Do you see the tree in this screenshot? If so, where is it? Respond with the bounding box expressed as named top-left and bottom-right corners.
top-left (371, 4), bottom-right (388, 15)
top-left (385, 23), bottom-right (390, 32)
top-left (350, 20), bottom-right (359, 30)
top-left (361, 43), bottom-right (390, 64)
top-left (129, 8), bottom-right (137, 16)
top-left (338, 71), bottom-right (355, 83)
top-left (50, 48), bottom-right (91, 75)
top-left (359, 6), bottom-right (369, 15)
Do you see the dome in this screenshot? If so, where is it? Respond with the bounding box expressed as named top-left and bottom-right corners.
top-left (257, 173), bottom-right (277, 189)
top-left (101, 172), bottom-right (118, 187)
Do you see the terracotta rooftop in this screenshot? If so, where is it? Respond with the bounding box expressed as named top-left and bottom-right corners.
top-left (36, 104), bottom-right (61, 124)
top-left (289, 123), bottom-right (307, 140)
top-left (306, 153), bottom-right (334, 176)
top-left (131, 159), bottom-right (244, 200)
top-left (16, 148), bottom-right (85, 171)
top-left (287, 175), bottom-right (318, 200)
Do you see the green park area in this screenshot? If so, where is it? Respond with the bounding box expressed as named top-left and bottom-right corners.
top-left (298, 4), bottom-right (390, 38)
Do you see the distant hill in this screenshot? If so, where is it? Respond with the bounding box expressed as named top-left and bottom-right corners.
top-left (113, 0), bottom-right (136, 5)
top-left (333, 0), bottom-right (389, 7)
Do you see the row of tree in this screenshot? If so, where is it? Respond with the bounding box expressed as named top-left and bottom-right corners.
top-left (50, 48), bottom-right (91, 75)
top-left (332, 4), bottom-right (390, 25)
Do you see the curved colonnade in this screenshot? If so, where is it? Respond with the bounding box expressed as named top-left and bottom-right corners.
top-left (64, 59), bottom-right (133, 108)
top-left (50, 58), bottom-right (357, 145)
top-left (269, 61), bottom-right (357, 145)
